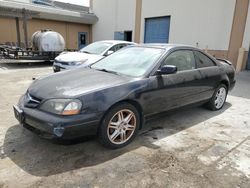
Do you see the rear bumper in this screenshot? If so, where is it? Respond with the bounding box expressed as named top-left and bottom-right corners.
top-left (14, 105), bottom-right (101, 139)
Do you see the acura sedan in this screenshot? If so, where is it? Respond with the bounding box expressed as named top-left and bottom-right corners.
top-left (14, 44), bottom-right (236, 149)
top-left (53, 40), bottom-right (135, 72)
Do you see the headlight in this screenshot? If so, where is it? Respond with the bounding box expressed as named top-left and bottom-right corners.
top-left (39, 99), bottom-right (82, 115)
top-left (70, 60), bottom-right (87, 66)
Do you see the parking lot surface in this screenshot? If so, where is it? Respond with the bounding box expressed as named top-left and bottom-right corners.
top-left (0, 63), bottom-right (250, 188)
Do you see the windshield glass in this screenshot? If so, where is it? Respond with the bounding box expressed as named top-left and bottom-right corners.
top-left (91, 47), bottom-right (164, 77)
top-left (80, 41), bottom-right (113, 55)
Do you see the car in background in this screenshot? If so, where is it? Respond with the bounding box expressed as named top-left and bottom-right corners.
top-left (53, 40), bottom-right (135, 72)
top-left (14, 44), bottom-right (235, 149)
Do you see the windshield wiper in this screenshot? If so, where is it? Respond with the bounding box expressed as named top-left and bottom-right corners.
top-left (81, 51), bottom-right (91, 54)
top-left (95, 68), bottom-right (119, 75)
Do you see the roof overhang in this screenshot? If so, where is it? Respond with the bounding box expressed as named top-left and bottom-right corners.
top-left (0, 0), bottom-right (98, 24)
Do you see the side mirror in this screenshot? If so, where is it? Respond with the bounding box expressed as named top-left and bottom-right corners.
top-left (106, 50), bottom-right (114, 56)
top-left (156, 65), bottom-right (177, 75)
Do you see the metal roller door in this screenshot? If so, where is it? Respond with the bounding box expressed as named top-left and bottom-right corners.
top-left (144, 16), bottom-right (170, 43)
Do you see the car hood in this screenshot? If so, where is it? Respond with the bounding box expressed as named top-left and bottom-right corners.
top-left (55, 52), bottom-right (104, 64)
top-left (28, 68), bottom-right (133, 99)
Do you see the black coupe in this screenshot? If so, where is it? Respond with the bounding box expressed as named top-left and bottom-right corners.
top-left (14, 44), bottom-right (236, 149)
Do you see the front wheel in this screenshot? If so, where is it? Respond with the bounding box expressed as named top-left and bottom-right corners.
top-left (98, 103), bottom-right (140, 149)
top-left (207, 84), bottom-right (228, 111)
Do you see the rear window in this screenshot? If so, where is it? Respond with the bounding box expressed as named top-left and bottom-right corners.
top-left (194, 51), bottom-right (216, 68)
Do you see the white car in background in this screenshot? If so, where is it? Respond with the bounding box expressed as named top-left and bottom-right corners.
top-left (53, 40), bottom-right (135, 72)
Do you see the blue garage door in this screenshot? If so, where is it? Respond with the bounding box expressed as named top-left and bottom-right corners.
top-left (144, 16), bottom-right (170, 43)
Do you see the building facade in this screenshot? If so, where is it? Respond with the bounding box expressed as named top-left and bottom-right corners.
top-left (0, 0), bottom-right (98, 50)
top-left (92, 0), bottom-right (250, 70)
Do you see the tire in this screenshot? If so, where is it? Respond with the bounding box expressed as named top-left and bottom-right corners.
top-left (207, 84), bottom-right (228, 111)
top-left (98, 103), bottom-right (140, 149)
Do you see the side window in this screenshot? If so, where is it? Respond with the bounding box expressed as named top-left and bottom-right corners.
top-left (163, 50), bottom-right (196, 71)
top-left (116, 44), bottom-right (127, 51)
top-left (109, 44), bottom-right (127, 52)
top-left (194, 51), bottom-right (216, 68)
top-left (109, 45), bottom-right (118, 52)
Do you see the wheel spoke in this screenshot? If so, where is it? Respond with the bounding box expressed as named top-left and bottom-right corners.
top-left (120, 131), bottom-right (126, 141)
top-left (110, 122), bottom-right (120, 126)
top-left (110, 121), bottom-right (119, 126)
top-left (109, 122), bottom-right (119, 130)
top-left (110, 130), bottom-right (120, 141)
top-left (109, 125), bottom-right (118, 130)
top-left (125, 124), bottom-right (134, 131)
top-left (118, 112), bottom-right (124, 122)
top-left (124, 113), bottom-right (133, 123)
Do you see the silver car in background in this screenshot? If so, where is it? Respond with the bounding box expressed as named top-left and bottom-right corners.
top-left (53, 40), bottom-right (135, 72)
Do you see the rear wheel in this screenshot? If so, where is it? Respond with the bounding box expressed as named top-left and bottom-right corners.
top-left (98, 103), bottom-right (140, 149)
top-left (207, 84), bottom-right (228, 111)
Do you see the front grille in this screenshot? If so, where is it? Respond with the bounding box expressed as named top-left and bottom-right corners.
top-left (24, 92), bottom-right (42, 108)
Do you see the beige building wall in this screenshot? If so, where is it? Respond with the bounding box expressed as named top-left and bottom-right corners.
top-left (66, 22), bottom-right (91, 49)
top-left (0, 17), bottom-right (18, 43)
top-left (0, 17), bottom-right (91, 49)
top-left (92, 0), bottom-right (136, 42)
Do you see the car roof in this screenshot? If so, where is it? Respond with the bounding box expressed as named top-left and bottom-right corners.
top-left (137, 43), bottom-right (196, 50)
top-left (134, 43), bottom-right (218, 62)
top-left (97, 40), bottom-right (136, 45)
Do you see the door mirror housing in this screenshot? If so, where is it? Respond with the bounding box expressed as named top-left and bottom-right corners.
top-left (156, 65), bottom-right (177, 75)
top-left (105, 50), bottom-right (114, 56)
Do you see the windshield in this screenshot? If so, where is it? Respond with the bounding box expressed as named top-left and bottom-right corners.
top-left (91, 47), bottom-right (164, 77)
top-left (80, 41), bottom-right (113, 55)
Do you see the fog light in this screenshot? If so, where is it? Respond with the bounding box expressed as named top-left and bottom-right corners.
top-left (53, 127), bottom-right (65, 137)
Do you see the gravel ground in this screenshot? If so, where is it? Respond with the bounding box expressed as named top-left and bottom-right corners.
top-left (0, 63), bottom-right (250, 188)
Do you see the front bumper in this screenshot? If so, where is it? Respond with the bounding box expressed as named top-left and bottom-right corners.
top-left (53, 62), bottom-right (90, 72)
top-left (53, 62), bottom-right (68, 72)
top-left (13, 104), bottom-right (100, 139)
top-left (53, 62), bottom-right (83, 72)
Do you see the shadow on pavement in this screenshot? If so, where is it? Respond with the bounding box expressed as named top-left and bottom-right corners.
top-left (3, 103), bottom-right (231, 177)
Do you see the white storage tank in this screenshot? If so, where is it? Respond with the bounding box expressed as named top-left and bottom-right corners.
top-left (31, 30), bottom-right (65, 52)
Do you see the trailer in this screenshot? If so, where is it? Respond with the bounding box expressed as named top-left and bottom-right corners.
top-left (0, 45), bottom-right (62, 63)
top-left (0, 30), bottom-right (76, 64)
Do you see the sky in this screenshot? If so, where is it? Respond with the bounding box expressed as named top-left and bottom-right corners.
top-left (56, 0), bottom-right (89, 7)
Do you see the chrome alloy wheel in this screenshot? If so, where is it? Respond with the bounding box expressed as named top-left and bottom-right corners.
top-left (214, 87), bottom-right (227, 109)
top-left (107, 109), bottom-right (136, 145)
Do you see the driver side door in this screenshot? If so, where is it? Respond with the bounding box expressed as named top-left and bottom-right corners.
top-left (142, 49), bottom-right (203, 115)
